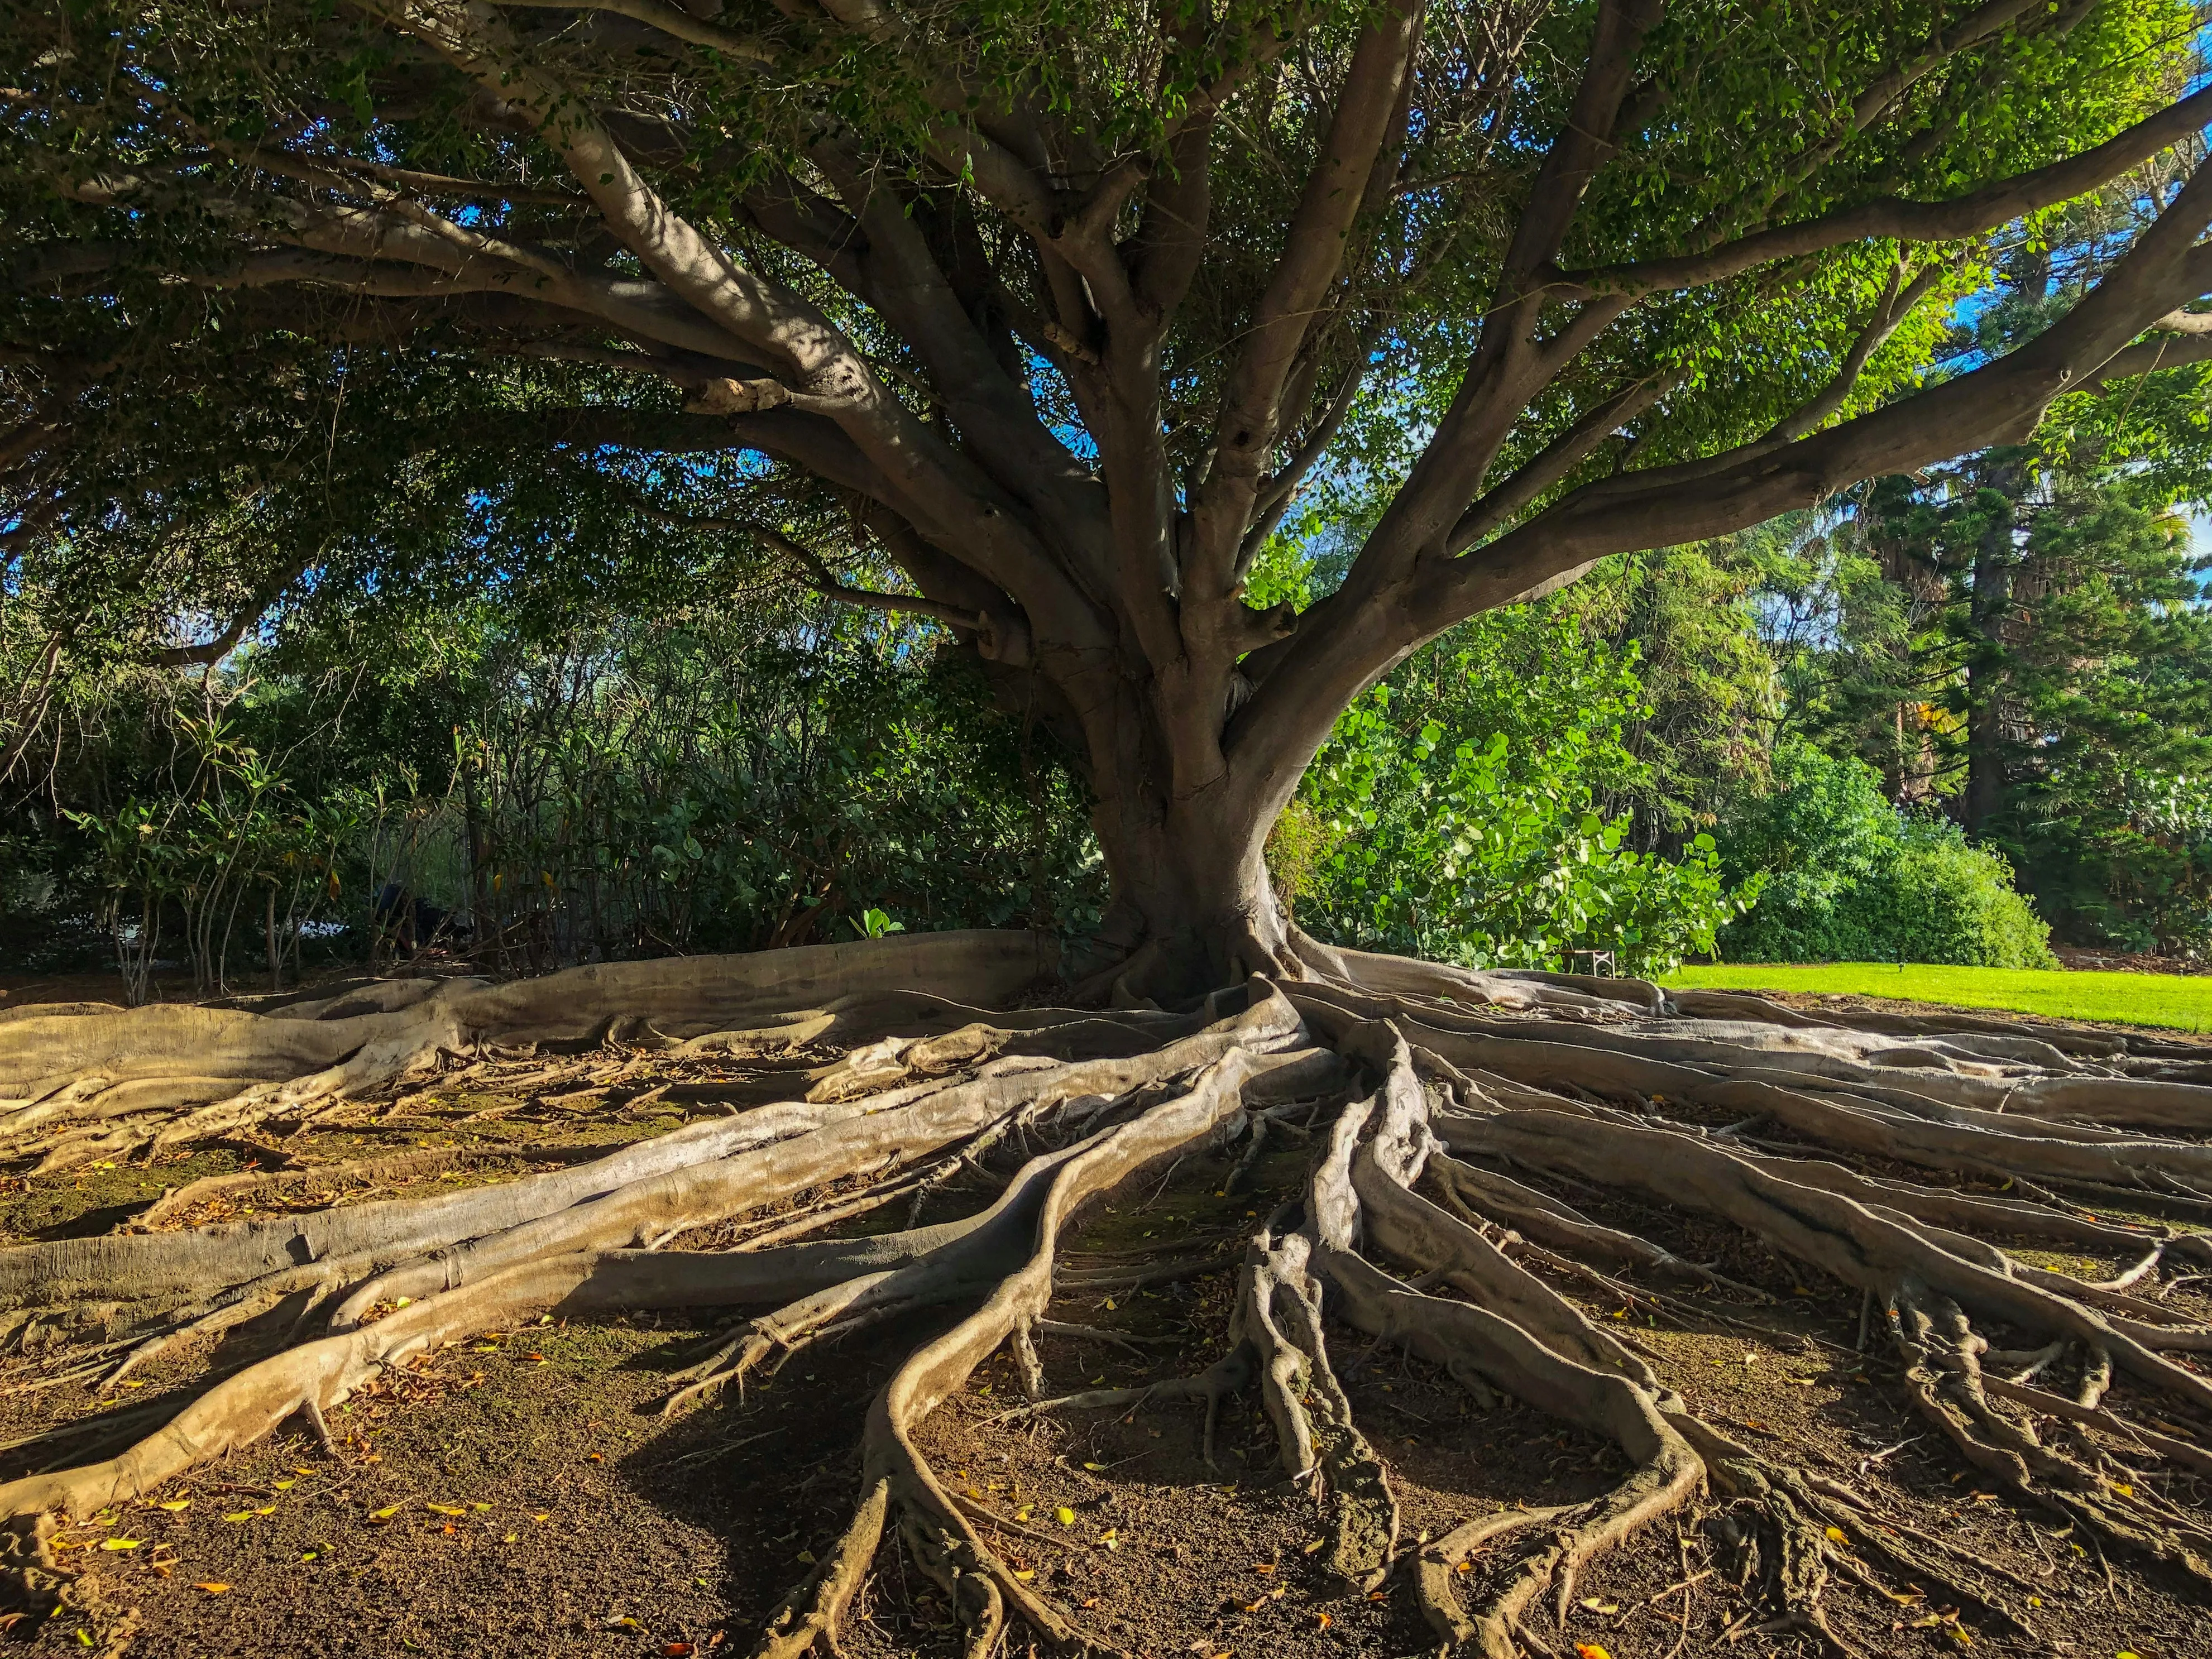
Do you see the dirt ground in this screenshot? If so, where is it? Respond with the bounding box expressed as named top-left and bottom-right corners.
top-left (0, 1102), bottom-right (2201, 1658)
top-left (2, 971), bottom-right (2206, 1658)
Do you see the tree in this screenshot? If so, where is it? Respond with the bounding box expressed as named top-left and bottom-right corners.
top-left (16, 5), bottom-right (2212, 1655)
top-left (13, 0), bottom-right (2212, 988)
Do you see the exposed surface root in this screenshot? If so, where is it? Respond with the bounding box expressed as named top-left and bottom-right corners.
top-left (6, 931), bottom-right (2212, 1655)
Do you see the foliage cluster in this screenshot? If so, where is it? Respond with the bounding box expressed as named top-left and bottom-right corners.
top-left (1715, 742), bottom-right (2056, 969)
top-left (2, 600), bottom-right (1104, 996)
top-left (1270, 611), bottom-right (1759, 977)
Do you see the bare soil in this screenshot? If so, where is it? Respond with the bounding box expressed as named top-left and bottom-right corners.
top-left (4, 1080), bottom-right (2199, 1659)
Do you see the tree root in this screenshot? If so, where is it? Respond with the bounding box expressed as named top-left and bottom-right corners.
top-left (9, 933), bottom-right (2212, 1654)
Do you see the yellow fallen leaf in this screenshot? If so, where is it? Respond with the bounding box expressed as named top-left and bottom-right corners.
top-left (223, 1512), bottom-right (255, 1523)
top-left (797, 1550), bottom-right (816, 1565)
top-left (1251, 1562), bottom-right (1274, 1573)
top-left (191, 1583), bottom-right (229, 1595)
top-left (2026, 1596), bottom-right (2042, 1608)
top-left (1014, 1507), bottom-right (1033, 1522)
top-left (502, 1533), bottom-right (518, 1545)
top-left (1577, 1596), bottom-right (1619, 1614)
top-left (99, 1538), bottom-right (140, 1551)
top-left (368, 1505), bottom-right (400, 1523)
top-left (1574, 1646), bottom-right (1612, 1659)
top-left (532, 1512), bottom-right (550, 1522)
top-left (1823, 1526), bottom-right (1847, 1543)
top-left (470, 1502), bottom-right (492, 1512)
top-left (1013, 1569), bottom-right (1035, 1581)
top-left (254, 1505), bottom-right (275, 1517)
top-left (2112, 1483), bottom-right (2134, 1498)
top-left (1315, 1612), bottom-right (1332, 1629)
top-left (272, 1480), bottom-right (295, 1491)
top-left (155, 1500), bottom-right (190, 1512)
top-left (1054, 1507), bottom-right (1076, 1526)
top-left (1303, 1538), bottom-right (1326, 1553)
top-left (427, 1504), bottom-right (467, 1517)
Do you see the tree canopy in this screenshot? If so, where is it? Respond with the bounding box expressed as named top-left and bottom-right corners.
top-left (9, 0), bottom-right (2212, 982)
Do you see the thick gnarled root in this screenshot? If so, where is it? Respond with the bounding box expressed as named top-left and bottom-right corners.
top-left (0, 931), bottom-right (1060, 1168)
top-left (9, 931), bottom-right (2212, 1656)
top-left (747, 1039), bottom-right (1320, 1658)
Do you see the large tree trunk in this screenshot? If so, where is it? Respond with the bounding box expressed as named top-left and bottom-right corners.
top-left (1089, 784), bottom-right (1287, 999)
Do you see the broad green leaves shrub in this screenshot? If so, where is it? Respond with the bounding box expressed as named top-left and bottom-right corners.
top-left (1278, 616), bottom-right (1758, 976)
top-left (1719, 744), bottom-right (2055, 968)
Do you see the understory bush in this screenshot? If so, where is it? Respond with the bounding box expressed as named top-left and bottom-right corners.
top-left (2, 602), bottom-right (1106, 993)
top-left (1275, 613), bottom-right (1761, 976)
top-left (1719, 744), bottom-right (2056, 967)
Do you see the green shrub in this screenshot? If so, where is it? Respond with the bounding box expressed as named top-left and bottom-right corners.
top-left (1720, 745), bottom-right (2055, 967)
top-left (1280, 615), bottom-right (1760, 977)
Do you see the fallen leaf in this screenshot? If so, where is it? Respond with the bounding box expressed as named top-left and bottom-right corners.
top-left (191, 1583), bottom-right (229, 1595)
top-left (155, 1500), bottom-right (190, 1512)
top-left (470, 1502), bottom-right (492, 1512)
top-left (1054, 1507), bottom-right (1076, 1527)
top-left (607, 1615), bottom-right (641, 1629)
top-left (1014, 1507), bottom-right (1033, 1522)
top-left (223, 1512), bottom-right (256, 1524)
top-left (368, 1505), bottom-right (400, 1523)
top-left (427, 1504), bottom-right (467, 1517)
top-left (1251, 1563), bottom-right (1274, 1574)
top-left (1314, 1612), bottom-right (1332, 1630)
top-left (1574, 1647), bottom-right (1612, 1659)
top-left (796, 1550), bottom-right (816, 1565)
top-left (1013, 1570), bottom-right (1035, 1582)
top-left (1302, 1538), bottom-right (1325, 1554)
top-left (663, 1646), bottom-right (694, 1656)
top-left (2112, 1483), bottom-right (2134, 1498)
top-left (1824, 1526), bottom-right (1847, 1543)
top-left (98, 1538), bottom-right (140, 1552)
top-left (532, 1512), bottom-right (550, 1523)
top-left (272, 1480), bottom-right (295, 1491)
top-left (1577, 1596), bottom-right (1619, 1614)
top-left (502, 1533), bottom-right (518, 1544)
top-left (255, 1505), bottom-right (275, 1517)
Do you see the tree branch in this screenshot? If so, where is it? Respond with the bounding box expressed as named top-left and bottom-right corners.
top-left (1185, 0), bottom-right (1420, 601)
top-left (1553, 82), bottom-right (2212, 300)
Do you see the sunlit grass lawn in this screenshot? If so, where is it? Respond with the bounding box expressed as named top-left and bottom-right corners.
top-left (1658, 962), bottom-right (2212, 1034)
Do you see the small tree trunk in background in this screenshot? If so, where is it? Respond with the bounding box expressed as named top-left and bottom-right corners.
top-left (265, 885), bottom-right (280, 994)
top-left (1962, 454), bottom-right (2024, 837)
